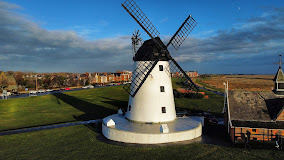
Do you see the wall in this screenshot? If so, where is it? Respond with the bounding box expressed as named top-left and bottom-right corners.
top-left (230, 127), bottom-right (284, 143)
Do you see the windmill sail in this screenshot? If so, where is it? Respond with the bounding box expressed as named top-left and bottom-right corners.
top-left (166, 15), bottom-right (197, 50)
top-left (169, 58), bottom-right (199, 98)
top-left (122, 0), bottom-right (160, 39)
top-left (122, 0), bottom-right (199, 98)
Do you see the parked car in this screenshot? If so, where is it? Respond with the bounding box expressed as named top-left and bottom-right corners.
top-left (46, 89), bottom-right (53, 92)
top-left (65, 88), bottom-right (71, 90)
top-left (82, 86), bottom-right (89, 89)
top-left (38, 89), bottom-right (46, 93)
top-left (88, 85), bottom-right (94, 88)
top-left (29, 90), bottom-right (37, 94)
top-left (202, 112), bottom-right (218, 126)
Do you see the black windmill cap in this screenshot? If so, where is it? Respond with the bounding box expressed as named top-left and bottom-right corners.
top-left (134, 37), bottom-right (170, 61)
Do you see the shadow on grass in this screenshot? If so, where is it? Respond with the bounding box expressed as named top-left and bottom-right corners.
top-left (53, 93), bottom-right (117, 121)
top-left (53, 93), bottom-right (129, 135)
top-left (99, 96), bottom-right (128, 111)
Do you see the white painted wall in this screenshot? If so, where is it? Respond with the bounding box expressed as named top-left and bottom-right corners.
top-left (125, 61), bottom-right (176, 123)
top-left (102, 122), bottom-right (202, 144)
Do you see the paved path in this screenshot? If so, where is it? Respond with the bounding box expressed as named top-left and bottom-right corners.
top-left (0, 119), bottom-right (102, 136)
top-left (199, 86), bottom-right (224, 96)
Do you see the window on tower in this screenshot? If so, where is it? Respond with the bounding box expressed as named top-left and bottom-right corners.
top-left (279, 83), bottom-right (284, 89)
top-left (160, 86), bottom-right (165, 92)
top-left (128, 105), bottom-right (131, 111)
top-left (162, 107), bottom-right (166, 113)
top-left (159, 65), bottom-right (163, 71)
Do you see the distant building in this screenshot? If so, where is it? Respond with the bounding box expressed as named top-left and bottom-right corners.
top-left (186, 71), bottom-right (199, 77)
top-left (273, 65), bottom-right (284, 95)
top-left (171, 71), bottom-right (199, 78)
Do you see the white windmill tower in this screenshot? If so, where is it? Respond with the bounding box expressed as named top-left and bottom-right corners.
top-left (102, 0), bottom-right (202, 144)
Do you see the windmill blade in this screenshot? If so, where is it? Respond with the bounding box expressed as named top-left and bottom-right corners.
top-left (124, 54), bottom-right (162, 97)
top-left (122, 0), bottom-right (160, 39)
top-left (168, 57), bottom-right (199, 98)
top-left (166, 14), bottom-right (197, 50)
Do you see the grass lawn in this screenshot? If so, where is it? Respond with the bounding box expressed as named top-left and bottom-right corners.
top-left (0, 85), bottom-right (223, 131)
top-left (1, 125), bottom-right (283, 160)
top-left (1, 85), bottom-right (283, 159)
top-left (0, 86), bottom-right (128, 131)
top-left (175, 88), bottom-right (224, 114)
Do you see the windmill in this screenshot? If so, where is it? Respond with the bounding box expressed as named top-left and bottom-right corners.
top-left (101, 0), bottom-right (202, 144)
top-left (122, 0), bottom-right (199, 123)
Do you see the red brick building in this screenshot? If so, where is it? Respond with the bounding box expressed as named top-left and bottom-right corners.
top-left (224, 90), bottom-right (284, 143)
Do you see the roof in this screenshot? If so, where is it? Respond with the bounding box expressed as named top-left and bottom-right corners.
top-left (228, 90), bottom-right (284, 123)
top-left (134, 37), bottom-right (169, 61)
top-left (273, 67), bottom-right (284, 82)
top-left (231, 120), bottom-right (284, 129)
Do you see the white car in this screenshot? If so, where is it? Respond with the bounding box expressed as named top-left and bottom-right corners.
top-left (46, 89), bottom-right (53, 92)
top-left (88, 85), bottom-right (94, 88)
top-left (82, 86), bottom-right (89, 89)
top-left (29, 90), bottom-right (37, 94)
top-left (38, 89), bottom-right (46, 93)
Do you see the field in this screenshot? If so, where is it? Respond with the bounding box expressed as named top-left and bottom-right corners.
top-left (195, 75), bottom-right (274, 92)
top-left (0, 85), bottom-right (283, 159)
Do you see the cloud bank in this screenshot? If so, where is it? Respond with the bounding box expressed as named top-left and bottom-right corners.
top-left (0, 1), bottom-right (284, 74)
top-left (0, 1), bottom-right (132, 72)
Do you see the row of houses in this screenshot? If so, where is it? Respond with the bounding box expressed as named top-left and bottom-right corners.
top-left (172, 71), bottom-right (199, 78)
top-left (1, 70), bottom-right (199, 91)
top-left (92, 71), bottom-right (132, 84)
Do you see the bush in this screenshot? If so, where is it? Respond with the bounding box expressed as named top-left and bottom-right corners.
top-left (173, 89), bottom-right (204, 99)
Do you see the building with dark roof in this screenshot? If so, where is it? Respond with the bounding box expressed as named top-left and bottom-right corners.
top-left (224, 90), bottom-right (284, 143)
top-left (224, 59), bottom-right (284, 143)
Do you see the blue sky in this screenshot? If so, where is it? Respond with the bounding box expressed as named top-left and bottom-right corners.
top-left (1, 0), bottom-right (284, 74)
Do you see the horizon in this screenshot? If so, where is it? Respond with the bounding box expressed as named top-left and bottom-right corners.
top-left (0, 0), bottom-right (284, 74)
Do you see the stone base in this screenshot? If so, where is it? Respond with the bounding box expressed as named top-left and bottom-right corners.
top-left (102, 114), bottom-right (202, 144)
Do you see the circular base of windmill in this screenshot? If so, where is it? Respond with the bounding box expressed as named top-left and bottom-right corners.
top-left (102, 114), bottom-right (202, 144)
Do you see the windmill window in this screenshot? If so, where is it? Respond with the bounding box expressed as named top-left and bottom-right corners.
top-left (160, 86), bottom-right (165, 92)
top-left (128, 105), bottom-right (131, 111)
top-left (159, 65), bottom-right (163, 71)
top-left (162, 107), bottom-right (166, 113)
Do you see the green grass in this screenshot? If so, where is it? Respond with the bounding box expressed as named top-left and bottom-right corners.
top-left (1, 86), bottom-right (283, 159)
top-left (0, 86), bottom-right (128, 130)
top-left (0, 85), bottom-right (223, 131)
top-left (1, 125), bottom-right (283, 160)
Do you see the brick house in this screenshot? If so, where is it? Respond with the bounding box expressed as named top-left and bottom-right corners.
top-left (224, 65), bottom-right (284, 143)
top-left (186, 71), bottom-right (199, 77)
top-left (224, 90), bottom-right (284, 143)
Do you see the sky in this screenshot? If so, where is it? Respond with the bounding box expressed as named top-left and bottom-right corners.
top-left (0, 0), bottom-right (284, 74)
